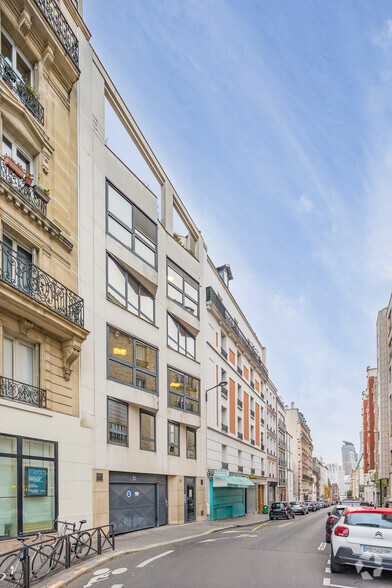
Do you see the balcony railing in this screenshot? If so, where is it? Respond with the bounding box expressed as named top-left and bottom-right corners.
top-left (237, 399), bottom-right (243, 409)
top-left (279, 478), bottom-right (287, 486)
top-left (206, 286), bottom-right (268, 379)
top-left (0, 157), bottom-right (47, 216)
top-left (251, 439), bottom-right (255, 446)
top-left (33, 0), bottom-right (79, 66)
top-left (278, 459), bottom-right (287, 467)
top-left (221, 387), bottom-right (228, 399)
top-left (250, 409), bottom-right (255, 418)
top-left (261, 443), bottom-right (265, 450)
top-left (0, 241), bottom-right (84, 327)
top-left (0, 376), bottom-right (46, 408)
top-left (261, 417), bottom-right (265, 425)
top-left (221, 423), bottom-right (228, 433)
top-left (278, 439), bottom-right (287, 449)
top-left (237, 432), bottom-right (243, 440)
top-left (0, 56), bottom-right (44, 124)
top-left (221, 347), bottom-right (228, 360)
top-left (237, 366), bottom-right (243, 376)
top-left (250, 380), bottom-right (255, 389)
top-left (278, 419), bottom-right (286, 431)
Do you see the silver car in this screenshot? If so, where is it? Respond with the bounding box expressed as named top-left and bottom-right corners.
top-left (290, 501), bottom-right (309, 515)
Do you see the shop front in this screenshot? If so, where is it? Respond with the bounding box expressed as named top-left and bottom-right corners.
top-left (268, 481), bottom-right (277, 504)
top-left (0, 434), bottom-right (57, 538)
top-left (209, 470), bottom-right (255, 521)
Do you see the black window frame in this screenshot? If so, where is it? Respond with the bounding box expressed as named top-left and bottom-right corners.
top-left (0, 433), bottom-right (58, 538)
top-left (107, 324), bottom-right (159, 395)
top-left (186, 427), bottom-right (196, 460)
top-left (168, 421), bottom-right (180, 456)
top-left (140, 410), bottom-right (156, 452)
top-left (166, 259), bottom-right (199, 317)
top-left (167, 313), bottom-right (196, 359)
top-left (167, 366), bottom-right (200, 415)
top-left (107, 397), bottom-right (129, 447)
top-left (106, 179), bottom-right (157, 269)
top-left (106, 253), bottom-right (155, 324)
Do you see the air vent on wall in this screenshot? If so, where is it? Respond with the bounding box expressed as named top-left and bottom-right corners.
top-left (96, 472), bottom-right (103, 482)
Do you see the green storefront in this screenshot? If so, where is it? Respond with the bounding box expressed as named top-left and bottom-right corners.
top-left (210, 470), bottom-right (255, 521)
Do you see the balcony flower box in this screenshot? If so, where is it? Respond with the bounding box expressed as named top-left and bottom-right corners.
top-left (33, 185), bottom-right (51, 203)
top-left (4, 156), bottom-right (24, 179)
top-left (24, 173), bottom-right (33, 186)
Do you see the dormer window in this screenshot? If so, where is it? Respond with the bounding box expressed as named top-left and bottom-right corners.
top-left (216, 264), bottom-right (233, 288)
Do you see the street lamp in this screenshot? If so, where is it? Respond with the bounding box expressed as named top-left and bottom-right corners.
top-left (205, 381), bottom-right (227, 401)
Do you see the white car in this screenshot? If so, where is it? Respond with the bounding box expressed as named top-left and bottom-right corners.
top-left (330, 507), bottom-right (392, 574)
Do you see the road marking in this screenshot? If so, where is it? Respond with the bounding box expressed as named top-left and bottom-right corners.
top-left (318, 542), bottom-right (327, 550)
top-left (323, 580), bottom-right (330, 586)
top-left (252, 522), bottom-right (270, 531)
top-left (136, 550), bottom-right (174, 568)
top-left (277, 522), bottom-right (294, 527)
top-left (112, 569), bottom-right (127, 575)
top-left (323, 580), bottom-right (353, 588)
top-left (325, 567), bottom-right (331, 573)
top-left (233, 534), bottom-right (258, 538)
top-left (222, 530), bottom-right (245, 533)
top-left (204, 529), bottom-right (214, 535)
top-left (111, 585), bottom-right (123, 588)
top-left (198, 539), bottom-right (217, 543)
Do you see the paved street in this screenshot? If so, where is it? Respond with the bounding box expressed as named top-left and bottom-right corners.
top-left (65, 510), bottom-right (392, 588)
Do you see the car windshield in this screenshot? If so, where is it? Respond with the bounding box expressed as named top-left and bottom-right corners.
top-left (345, 513), bottom-right (392, 529)
top-left (333, 507), bottom-right (345, 516)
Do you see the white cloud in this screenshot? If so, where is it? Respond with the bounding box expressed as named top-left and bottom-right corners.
top-left (299, 193), bottom-right (313, 213)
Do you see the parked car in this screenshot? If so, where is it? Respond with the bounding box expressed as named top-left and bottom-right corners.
top-left (306, 501), bottom-right (316, 512)
top-left (325, 504), bottom-right (347, 543)
top-left (269, 502), bottom-right (296, 520)
top-left (290, 501), bottom-right (308, 515)
top-left (330, 507), bottom-right (392, 574)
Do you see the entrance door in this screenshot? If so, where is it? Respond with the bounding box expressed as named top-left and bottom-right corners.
top-left (185, 477), bottom-right (196, 522)
top-left (257, 485), bottom-right (264, 512)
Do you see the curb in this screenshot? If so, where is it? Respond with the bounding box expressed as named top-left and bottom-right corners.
top-left (44, 518), bottom-right (268, 588)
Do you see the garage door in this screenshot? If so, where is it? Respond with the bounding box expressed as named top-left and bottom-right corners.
top-left (212, 487), bottom-right (245, 520)
top-left (109, 472), bottom-right (167, 534)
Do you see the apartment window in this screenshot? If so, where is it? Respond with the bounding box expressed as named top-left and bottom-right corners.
top-left (168, 367), bottom-right (200, 414)
top-left (107, 326), bottom-right (158, 394)
top-left (168, 422), bottom-right (180, 456)
top-left (1, 28), bottom-right (32, 85)
top-left (167, 314), bottom-right (195, 359)
top-left (140, 411), bottom-right (156, 452)
top-left (166, 259), bottom-right (199, 316)
top-left (186, 428), bottom-right (196, 459)
top-left (107, 254), bottom-right (154, 323)
top-left (3, 334), bottom-right (38, 386)
top-left (107, 398), bottom-right (128, 446)
top-left (2, 134), bottom-right (32, 174)
top-left (106, 181), bottom-right (157, 267)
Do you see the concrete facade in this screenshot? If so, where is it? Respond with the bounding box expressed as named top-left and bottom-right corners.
top-left (285, 403), bottom-right (314, 501)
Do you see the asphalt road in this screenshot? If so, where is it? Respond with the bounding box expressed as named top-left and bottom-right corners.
top-left (68, 509), bottom-right (392, 588)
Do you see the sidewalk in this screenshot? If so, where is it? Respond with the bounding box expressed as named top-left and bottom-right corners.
top-left (40, 512), bottom-right (269, 588)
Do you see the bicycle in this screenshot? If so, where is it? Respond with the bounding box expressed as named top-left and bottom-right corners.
top-left (49, 519), bottom-right (91, 570)
top-left (0, 535), bottom-right (30, 587)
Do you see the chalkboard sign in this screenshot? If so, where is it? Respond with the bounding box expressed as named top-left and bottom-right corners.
top-left (25, 467), bottom-right (48, 497)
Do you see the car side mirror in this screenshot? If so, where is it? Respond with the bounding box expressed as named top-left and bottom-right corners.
top-left (328, 511), bottom-right (331, 515)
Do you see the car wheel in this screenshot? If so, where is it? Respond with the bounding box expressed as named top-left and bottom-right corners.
top-left (330, 550), bottom-right (342, 573)
top-left (325, 532), bottom-right (330, 543)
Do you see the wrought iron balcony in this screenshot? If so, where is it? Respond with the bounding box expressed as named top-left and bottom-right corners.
top-left (221, 386), bottom-right (228, 398)
top-left (261, 417), bottom-right (265, 425)
top-left (237, 432), bottom-right (243, 440)
top-left (221, 423), bottom-right (228, 433)
top-left (237, 366), bottom-right (243, 376)
top-left (278, 419), bottom-right (286, 431)
top-left (251, 439), bottom-right (255, 446)
top-left (33, 0), bottom-right (79, 66)
top-left (0, 376), bottom-right (46, 408)
top-left (220, 347), bottom-right (227, 360)
top-left (261, 443), bottom-right (265, 450)
top-left (279, 478), bottom-right (287, 486)
top-left (0, 56), bottom-right (44, 124)
top-left (250, 409), bottom-right (255, 418)
top-left (0, 157), bottom-right (47, 216)
top-left (278, 438), bottom-right (287, 449)
top-left (250, 380), bottom-right (255, 389)
top-left (237, 399), bottom-right (243, 409)
top-left (0, 241), bottom-right (84, 327)
top-left (279, 459), bottom-right (287, 467)
top-left (206, 286), bottom-right (268, 379)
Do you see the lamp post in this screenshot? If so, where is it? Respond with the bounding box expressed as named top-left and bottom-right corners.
top-left (205, 381), bottom-right (227, 402)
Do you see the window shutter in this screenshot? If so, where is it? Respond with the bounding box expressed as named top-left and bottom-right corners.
top-left (108, 399), bottom-right (128, 426)
top-left (134, 207), bottom-right (157, 244)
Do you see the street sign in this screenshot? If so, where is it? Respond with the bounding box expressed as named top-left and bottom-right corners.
top-left (214, 469), bottom-right (229, 478)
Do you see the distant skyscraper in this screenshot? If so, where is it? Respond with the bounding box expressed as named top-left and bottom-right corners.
top-left (342, 441), bottom-right (358, 475)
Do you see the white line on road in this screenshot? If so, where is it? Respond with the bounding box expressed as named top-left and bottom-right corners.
top-left (111, 585), bottom-right (124, 588)
top-left (325, 567), bottom-right (331, 573)
top-left (318, 542), bottom-right (327, 550)
top-left (198, 539), bottom-right (217, 543)
top-left (136, 550), bottom-right (174, 568)
top-left (233, 534), bottom-right (258, 538)
top-left (323, 580), bottom-right (354, 588)
top-left (323, 580), bottom-right (330, 586)
top-left (222, 530), bottom-right (245, 533)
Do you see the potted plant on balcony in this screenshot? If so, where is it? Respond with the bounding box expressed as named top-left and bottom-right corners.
top-left (24, 172), bottom-right (33, 186)
top-left (4, 156), bottom-right (24, 179)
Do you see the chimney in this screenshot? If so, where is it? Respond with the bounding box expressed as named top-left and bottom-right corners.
top-left (291, 401), bottom-right (295, 409)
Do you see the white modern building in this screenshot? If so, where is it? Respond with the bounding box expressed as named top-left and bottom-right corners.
top-left (204, 262), bottom-right (275, 518)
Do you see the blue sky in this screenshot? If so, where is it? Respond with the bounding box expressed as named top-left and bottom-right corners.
top-left (83, 0), bottom-right (392, 463)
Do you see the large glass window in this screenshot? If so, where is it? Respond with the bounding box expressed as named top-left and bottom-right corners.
top-left (0, 434), bottom-right (57, 537)
top-left (1, 29), bottom-right (32, 85)
top-left (167, 260), bottom-right (199, 316)
top-left (106, 181), bottom-right (157, 267)
top-left (107, 255), bottom-right (155, 323)
top-left (168, 422), bottom-right (180, 456)
top-left (186, 428), bottom-right (196, 459)
top-left (108, 326), bottom-right (158, 394)
top-left (168, 368), bottom-right (200, 414)
top-left (140, 411), bottom-right (156, 452)
top-left (3, 333), bottom-right (37, 387)
top-left (107, 398), bottom-right (128, 446)
top-left (167, 314), bottom-right (196, 359)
